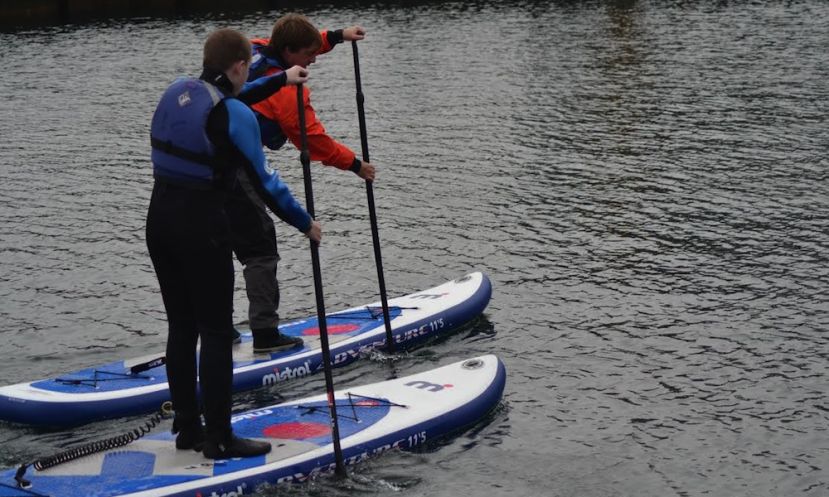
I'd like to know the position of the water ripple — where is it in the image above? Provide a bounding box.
[1,1,828,496]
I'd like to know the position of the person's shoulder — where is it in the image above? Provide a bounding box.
[223,98,260,131]
[224,98,256,119]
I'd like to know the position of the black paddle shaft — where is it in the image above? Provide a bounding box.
[296,83,347,477]
[352,40,395,354]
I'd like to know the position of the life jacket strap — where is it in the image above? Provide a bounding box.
[150,136,220,169]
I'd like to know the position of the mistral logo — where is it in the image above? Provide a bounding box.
[262,360,312,386]
[405,380,453,392]
[196,483,246,497]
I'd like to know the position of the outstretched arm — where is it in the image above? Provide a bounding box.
[238,65,309,106]
[221,99,319,240]
[318,26,366,54]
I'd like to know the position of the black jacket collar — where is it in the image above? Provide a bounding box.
[199,67,234,95]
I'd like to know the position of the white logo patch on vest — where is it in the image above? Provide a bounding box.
[177,91,191,107]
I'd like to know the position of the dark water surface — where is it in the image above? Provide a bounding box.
[1,1,827,496]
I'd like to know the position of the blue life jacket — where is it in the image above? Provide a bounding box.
[249,43,289,151]
[249,43,281,80]
[150,77,225,183]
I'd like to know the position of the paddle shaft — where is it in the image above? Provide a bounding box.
[296,83,347,477]
[352,40,395,353]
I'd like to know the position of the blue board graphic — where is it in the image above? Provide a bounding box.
[0,355,506,497]
[0,273,492,427]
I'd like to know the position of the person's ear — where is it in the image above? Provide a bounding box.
[233,59,247,76]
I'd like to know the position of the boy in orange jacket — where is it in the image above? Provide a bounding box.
[227,14,375,352]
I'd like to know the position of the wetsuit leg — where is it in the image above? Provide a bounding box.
[146,182,235,440]
[147,183,199,424]
[227,170,280,331]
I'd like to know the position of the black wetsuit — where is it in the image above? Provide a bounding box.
[146,69,310,443]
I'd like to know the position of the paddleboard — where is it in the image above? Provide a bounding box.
[1,354,505,497]
[0,273,491,427]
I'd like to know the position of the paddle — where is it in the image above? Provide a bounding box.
[296,83,347,477]
[351,40,395,354]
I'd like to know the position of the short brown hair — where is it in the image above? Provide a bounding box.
[203,28,251,71]
[268,13,322,57]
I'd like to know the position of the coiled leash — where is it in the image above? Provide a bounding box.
[13,401,173,490]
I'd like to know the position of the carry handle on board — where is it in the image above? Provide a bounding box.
[129,356,166,374]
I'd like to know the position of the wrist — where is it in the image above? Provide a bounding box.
[349,158,362,174]
[299,214,312,234]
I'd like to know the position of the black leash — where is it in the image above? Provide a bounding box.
[13,402,172,490]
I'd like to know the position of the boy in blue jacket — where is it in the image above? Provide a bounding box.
[146,28,319,459]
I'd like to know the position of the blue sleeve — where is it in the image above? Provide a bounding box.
[224,99,312,233]
[238,70,288,106]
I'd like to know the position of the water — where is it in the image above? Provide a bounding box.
[1,1,827,495]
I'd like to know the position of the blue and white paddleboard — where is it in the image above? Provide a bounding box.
[0,273,491,427]
[0,355,505,497]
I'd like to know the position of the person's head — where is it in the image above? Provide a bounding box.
[203,28,251,95]
[267,13,322,68]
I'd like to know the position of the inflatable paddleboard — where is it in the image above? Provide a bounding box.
[1,355,505,497]
[0,273,491,427]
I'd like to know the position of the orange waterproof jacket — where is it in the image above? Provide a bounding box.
[250,34,358,172]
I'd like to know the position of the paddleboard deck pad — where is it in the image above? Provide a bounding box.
[0,273,491,427]
[1,355,506,497]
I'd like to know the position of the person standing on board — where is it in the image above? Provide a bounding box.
[146,28,320,459]
[225,13,376,353]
